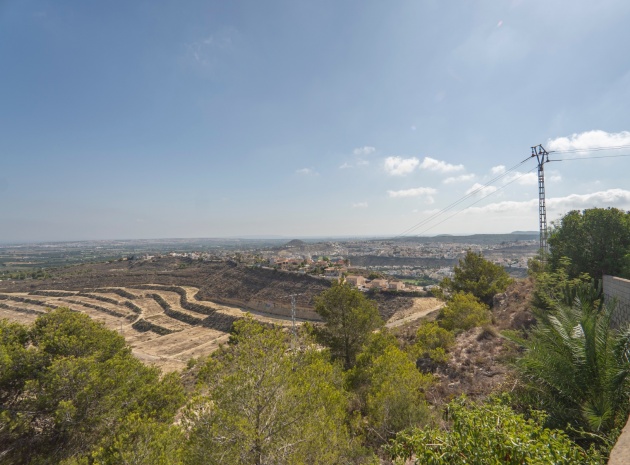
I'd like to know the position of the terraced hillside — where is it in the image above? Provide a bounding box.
[0,256,423,371]
[0,284,309,372]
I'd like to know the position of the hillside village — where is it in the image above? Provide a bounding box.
[159,235,537,290]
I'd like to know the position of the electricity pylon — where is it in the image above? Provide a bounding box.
[531,144,550,258]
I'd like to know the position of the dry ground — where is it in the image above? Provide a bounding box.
[385,297,444,328]
[1,284,439,372]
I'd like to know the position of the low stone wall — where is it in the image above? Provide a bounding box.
[608,415,630,465]
[603,275,630,328]
[603,275,630,463]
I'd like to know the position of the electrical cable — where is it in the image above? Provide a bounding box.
[549,144,630,154]
[551,153,630,162]
[393,156,531,238]
[411,166,538,237]
[394,144,630,239]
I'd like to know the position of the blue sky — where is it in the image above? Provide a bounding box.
[1,0,630,242]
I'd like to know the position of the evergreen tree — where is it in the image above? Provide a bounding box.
[548,207,630,279]
[439,250,513,306]
[312,280,383,369]
[184,317,351,465]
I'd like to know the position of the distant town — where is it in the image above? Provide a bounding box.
[0,233,539,290]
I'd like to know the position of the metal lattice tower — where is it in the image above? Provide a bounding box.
[531,145,550,257]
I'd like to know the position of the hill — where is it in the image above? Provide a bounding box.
[0,256,421,370]
[390,233,538,245]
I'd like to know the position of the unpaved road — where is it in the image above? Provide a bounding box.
[385,297,444,328]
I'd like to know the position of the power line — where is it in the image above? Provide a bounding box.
[411,166,538,237]
[393,144,630,240]
[394,156,531,238]
[551,153,630,161]
[549,144,630,154]
[532,145,550,257]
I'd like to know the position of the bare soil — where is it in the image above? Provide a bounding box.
[391,279,535,404]
[0,257,460,373]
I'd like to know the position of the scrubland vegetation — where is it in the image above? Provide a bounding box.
[1,207,629,464]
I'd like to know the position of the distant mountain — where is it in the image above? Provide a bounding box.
[389,233,538,245]
[284,239,308,248]
[511,231,538,235]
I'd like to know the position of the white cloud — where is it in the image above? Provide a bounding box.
[464,189,630,218]
[187,30,236,66]
[484,165,537,187]
[503,171,538,186]
[419,157,464,173]
[387,187,437,201]
[352,202,368,208]
[387,187,436,198]
[341,147,373,170]
[465,183,498,196]
[296,168,318,176]
[444,174,475,184]
[548,189,630,212]
[400,190,630,235]
[547,130,630,154]
[353,146,376,156]
[384,156,420,176]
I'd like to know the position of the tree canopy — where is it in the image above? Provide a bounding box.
[437,292,491,333]
[0,308,185,465]
[439,250,513,306]
[548,207,630,279]
[184,317,351,465]
[312,280,383,369]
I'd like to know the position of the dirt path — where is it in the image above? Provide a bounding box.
[385,297,444,328]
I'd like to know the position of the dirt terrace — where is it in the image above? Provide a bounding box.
[0,281,437,373]
[0,284,306,372]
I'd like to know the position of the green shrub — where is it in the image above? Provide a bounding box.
[388,396,606,464]
[511,282,630,437]
[413,321,455,363]
[438,292,491,332]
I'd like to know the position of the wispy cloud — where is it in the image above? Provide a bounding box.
[465,183,498,196]
[187,29,237,66]
[352,202,368,208]
[419,157,464,173]
[488,164,538,186]
[296,168,318,176]
[384,156,420,176]
[502,171,538,186]
[444,174,475,184]
[353,146,376,156]
[388,187,436,204]
[465,189,630,217]
[340,146,375,170]
[547,130,630,154]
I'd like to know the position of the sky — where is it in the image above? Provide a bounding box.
[1,0,630,242]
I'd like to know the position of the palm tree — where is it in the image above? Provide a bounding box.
[514,282,630,435]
